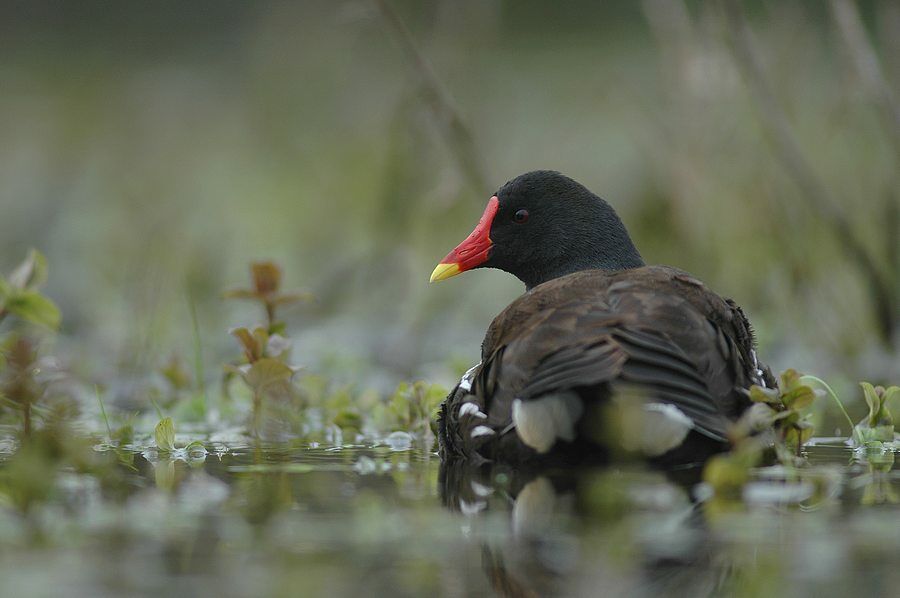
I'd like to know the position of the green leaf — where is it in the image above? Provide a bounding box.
[241,358,294,392]
[854,422,895,444]
[333,410,363,432]
[782,385,815,410]
[784,422,814,449]
[779,368,803,392]
[860,382,895,427]
[703,449,760,498]
[749,385,780,404]
[154,417,176,452]
[860,382,880,425]
[882,386,900,404]
[3,290,61,329]
[771,409,796,422]
[8,250,48,290]
[230,326,267,362]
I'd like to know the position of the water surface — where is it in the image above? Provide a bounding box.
[0,437,897,597]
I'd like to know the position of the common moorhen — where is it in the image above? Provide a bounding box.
[432,171,774,465]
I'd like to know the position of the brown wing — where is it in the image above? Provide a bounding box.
[438,267,761,459]
[438,267,764,460]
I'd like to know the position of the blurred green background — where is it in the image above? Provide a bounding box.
[1,0,897,404]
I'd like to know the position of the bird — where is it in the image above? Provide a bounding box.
[431,170,774,466]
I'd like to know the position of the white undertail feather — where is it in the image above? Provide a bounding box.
[512,392,584,453]
[470,425,495,438]
[619,402,694,457]
[458,402,487,419]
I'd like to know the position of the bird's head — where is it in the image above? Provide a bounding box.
[430,171,644,290]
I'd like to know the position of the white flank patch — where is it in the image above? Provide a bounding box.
[458,402,487,419]
[512,392,584,454]
[621,402,694,457]
[458,362,481,392]
[470,425,495,438]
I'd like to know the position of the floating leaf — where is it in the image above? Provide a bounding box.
[154,417,176,452]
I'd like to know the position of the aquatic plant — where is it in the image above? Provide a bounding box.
[744,369,819,459]
[224,261,312,334]
[0,250,60,331]
[0,252,67,440]
[852,383,897,446]
[704,369,899,508]
[375,381,445,444]
[224,262,308,438]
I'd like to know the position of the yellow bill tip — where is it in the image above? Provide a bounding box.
[430,262,461,283]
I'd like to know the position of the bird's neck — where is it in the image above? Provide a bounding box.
[521,218,644,291]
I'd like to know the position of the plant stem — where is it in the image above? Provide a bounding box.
[95,385,113,442]
[264,301,275,332]
[187,292,207,416]
[252,390,262,439]
[800,375,855,434]
[23,401,31,438]
[150,398,164,421]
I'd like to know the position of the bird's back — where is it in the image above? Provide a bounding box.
[439,267,771,463]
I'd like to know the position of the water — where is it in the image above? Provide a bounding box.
[0,438,897,597]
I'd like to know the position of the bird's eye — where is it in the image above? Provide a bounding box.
[513,209,530,224]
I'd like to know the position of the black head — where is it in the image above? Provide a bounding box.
[431,171,644,290]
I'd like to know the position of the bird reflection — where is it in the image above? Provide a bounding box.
[438,458,734,597]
